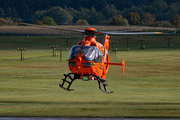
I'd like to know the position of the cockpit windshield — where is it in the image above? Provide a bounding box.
[68,45,103,62]
[82,46,95,61]
[68,45,82,60]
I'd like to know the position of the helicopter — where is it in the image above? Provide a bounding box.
[63,28,126,94]
[13,22,176,93]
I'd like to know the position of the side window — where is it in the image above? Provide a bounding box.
[94,48,103,63]
[98,51,103,62]
[94,48,99,62]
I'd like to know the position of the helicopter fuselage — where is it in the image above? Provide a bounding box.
[67,34,110,80]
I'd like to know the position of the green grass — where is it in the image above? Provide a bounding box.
[0,36,180,117]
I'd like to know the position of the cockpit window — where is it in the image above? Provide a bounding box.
[81,46,95,61]
[68,45,103,62]
[68,45,82,60]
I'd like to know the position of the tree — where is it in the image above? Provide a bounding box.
[19,3,30,19]
[121,19,129,26]
[125,12,140,25]
[76,19,89,25]
[101,4,118,20]
[65,7,82,23]
[89,7,98,25]
[89,7,106,25]
[46,7,73,24]
[109,15,129,26]
[1,17,18,26]
[95,12,106,25]
[170,13,180,27]
[36,21,44,25]
[33,7,73,25]
[168,2,180,13]
[1,0,180,25]
[122,5,145,17]
[80,7,90,21]
[77,7,106,25]
[0,17,5,25]
[12,7,19,18]
[151,0,168,13]
[42,16,57,25]
[0,7,4,17]
[141,12,155,26]
[33,10,47,20]
[5,7,12,17]
[154,20,174,27]
[117,0,134,9]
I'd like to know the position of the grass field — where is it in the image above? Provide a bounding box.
[0,36,180,118]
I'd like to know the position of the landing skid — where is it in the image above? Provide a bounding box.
[59,73,80,91]
[97,77,113,94]
[59,73,113,94]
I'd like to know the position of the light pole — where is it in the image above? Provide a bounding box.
[17,47,26,60]
[122,37,134,46]
[110,40,118,52]
[164,37,172,47]
[49,45,58,57]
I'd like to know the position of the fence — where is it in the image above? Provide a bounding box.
[0,35,179,51]
[109,36,179,50]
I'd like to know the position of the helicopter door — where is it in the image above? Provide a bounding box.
[93,47,103,76]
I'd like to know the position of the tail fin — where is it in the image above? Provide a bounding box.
[104,60,125,75]
[122,60,125,75]
[103,35,110,52]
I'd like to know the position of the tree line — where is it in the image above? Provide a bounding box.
[0,0,180,27]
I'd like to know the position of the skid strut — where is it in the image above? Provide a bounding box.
[96,76,113,94]
[59,73,113,94]
[59,73,79,91]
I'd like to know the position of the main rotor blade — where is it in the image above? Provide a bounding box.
[98,31,164,35]
[9,21,176,35]
[97,29,176,35]
[18,23,85,33]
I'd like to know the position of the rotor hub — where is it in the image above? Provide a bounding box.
[85,28,97,32]
[84,28,97,35]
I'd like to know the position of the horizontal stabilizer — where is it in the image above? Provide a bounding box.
[105,60,125,75]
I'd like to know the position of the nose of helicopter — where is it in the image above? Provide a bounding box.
[69,53,94,75]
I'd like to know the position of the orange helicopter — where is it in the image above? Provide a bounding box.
[15,23,176,93]
[58,27,165,93]
[62,28,126,93]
